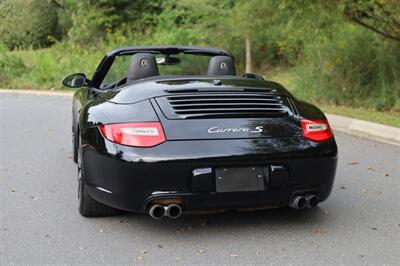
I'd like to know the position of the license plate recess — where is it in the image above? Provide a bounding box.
[215,166,266,193]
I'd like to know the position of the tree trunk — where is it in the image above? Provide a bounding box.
[245,34,252,73]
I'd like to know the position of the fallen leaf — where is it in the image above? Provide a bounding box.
[313,229,328,235]
[367,166,375,171]
[384,173,389,177]
[11,189,16,192]
[348,161,359,165]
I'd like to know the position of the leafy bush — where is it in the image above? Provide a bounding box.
[290,25,400,111]
[0,43,29,87]
[66,0,162,45]
[0,0,59,49]
[0,42,105,90]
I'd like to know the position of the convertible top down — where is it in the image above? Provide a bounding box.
[63,46,337,219]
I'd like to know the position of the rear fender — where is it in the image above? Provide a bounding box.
[294,100,326,120]
[80,99,159,130]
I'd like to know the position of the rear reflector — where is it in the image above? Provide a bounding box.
[301,119,333,142]
[99,122,166,147]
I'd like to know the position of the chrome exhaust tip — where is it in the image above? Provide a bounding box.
[165,204,182,219]
[305,195,319,208]
[149,204,165,219]
[290,195,307,209]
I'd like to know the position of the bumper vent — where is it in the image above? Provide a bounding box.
[155,93,293,119]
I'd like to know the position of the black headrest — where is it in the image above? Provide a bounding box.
[207,56,236,76]
[127,53,159,82]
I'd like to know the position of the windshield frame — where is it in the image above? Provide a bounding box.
[89,46,234,89]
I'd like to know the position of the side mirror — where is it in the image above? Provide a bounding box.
[62,73,88,88]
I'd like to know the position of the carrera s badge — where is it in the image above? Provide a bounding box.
[208,126,263,134]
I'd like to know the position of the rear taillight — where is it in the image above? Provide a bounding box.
[301,119,333,142]
[99,122,166,147]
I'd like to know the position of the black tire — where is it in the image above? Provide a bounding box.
[77,136,121,217]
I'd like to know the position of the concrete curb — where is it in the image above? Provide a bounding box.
[1,89,399,146]
[0,89,73,97]
[326,114,400,146]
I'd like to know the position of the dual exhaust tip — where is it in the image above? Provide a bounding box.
[149,195,317,218]
[149,204,182,219]
[290,194,318,209]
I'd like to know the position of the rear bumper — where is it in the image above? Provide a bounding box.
[82,134,337,213]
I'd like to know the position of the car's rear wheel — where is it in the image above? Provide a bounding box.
[77,135,121,217]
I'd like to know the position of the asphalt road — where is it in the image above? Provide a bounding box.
[1,93,399,265]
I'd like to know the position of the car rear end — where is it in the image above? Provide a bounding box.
[82,85,337,218]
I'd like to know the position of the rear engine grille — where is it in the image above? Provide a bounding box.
[155,93,293,119]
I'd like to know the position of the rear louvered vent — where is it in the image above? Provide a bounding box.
[155,93,293,119]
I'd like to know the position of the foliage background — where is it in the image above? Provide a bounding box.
[0,0,399,114]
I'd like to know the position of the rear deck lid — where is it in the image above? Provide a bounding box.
[153,90,302,140]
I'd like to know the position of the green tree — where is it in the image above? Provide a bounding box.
[344,0,400,42]
[65,0,163,45]
[0,0,59,49]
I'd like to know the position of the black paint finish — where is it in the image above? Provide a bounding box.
[71,46,337,213]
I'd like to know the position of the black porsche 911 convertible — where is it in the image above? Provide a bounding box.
[63,46,337,219]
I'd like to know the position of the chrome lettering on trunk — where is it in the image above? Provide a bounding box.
[208,126,263,134]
